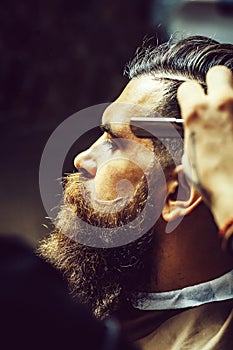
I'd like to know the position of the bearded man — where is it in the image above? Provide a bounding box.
[39,36,233,349]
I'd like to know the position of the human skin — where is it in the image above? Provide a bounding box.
[74,76,165,205]
[73,73,233,292]
[38,63,233,323]
[178,66,233,229]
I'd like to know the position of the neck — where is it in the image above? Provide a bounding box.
[150,204,233,292]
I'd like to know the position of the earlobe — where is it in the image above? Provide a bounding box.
[162,165,202,222]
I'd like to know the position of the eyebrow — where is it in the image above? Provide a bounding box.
[100,123,119,138]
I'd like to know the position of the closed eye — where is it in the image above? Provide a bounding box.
[104,138,118,150]
[100,123,122,150]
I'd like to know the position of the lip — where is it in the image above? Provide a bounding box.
[92,196,124,206]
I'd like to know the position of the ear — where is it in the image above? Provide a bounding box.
[162,165,202,222]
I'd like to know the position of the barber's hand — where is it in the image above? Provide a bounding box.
[177,66,233,228]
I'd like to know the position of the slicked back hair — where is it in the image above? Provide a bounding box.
[126,36,233,81]
[125,36,233,168]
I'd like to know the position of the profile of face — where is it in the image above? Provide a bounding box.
[39,76,169,318]
[60,76,167,241]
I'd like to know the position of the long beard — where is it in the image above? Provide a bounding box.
[38,172,158,319]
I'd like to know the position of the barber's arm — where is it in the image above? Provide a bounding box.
[177,65,233,251]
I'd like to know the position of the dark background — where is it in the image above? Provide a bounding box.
[1,0,233,245]
[0,0,163,244]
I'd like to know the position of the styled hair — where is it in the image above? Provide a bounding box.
[125,35,233,118]
[125,36,233,167]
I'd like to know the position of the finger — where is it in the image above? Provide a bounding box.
[206,65,233,98]
[181,152,194,184]
[177,81,206,122]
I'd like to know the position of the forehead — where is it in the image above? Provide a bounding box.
[102,75,165,130]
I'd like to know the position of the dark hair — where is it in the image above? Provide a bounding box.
[125,35,233,167]
[125,35,233,117]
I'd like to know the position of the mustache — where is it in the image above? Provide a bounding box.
[63,172,148,216]
[60,171,148,225]
[38,171,158,318]
[54,172,149,248]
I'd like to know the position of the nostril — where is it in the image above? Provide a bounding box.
[78,167,94,179]
[74,150,97,178]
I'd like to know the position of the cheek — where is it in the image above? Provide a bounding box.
[94,159,144,200]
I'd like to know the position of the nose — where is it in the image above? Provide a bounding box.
[74,149,97,178]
